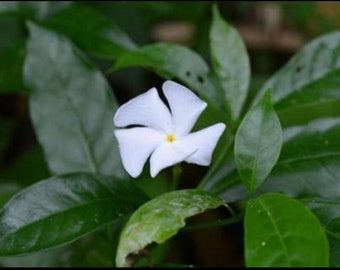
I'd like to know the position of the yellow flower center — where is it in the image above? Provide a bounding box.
[165,133,176,143]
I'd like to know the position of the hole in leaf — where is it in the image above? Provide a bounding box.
[197,75,204,84]
[295,65,302,73]
[125,245,155,267]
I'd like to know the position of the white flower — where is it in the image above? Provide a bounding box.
[113,80,226,178]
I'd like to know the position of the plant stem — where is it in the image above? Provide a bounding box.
[212,176,242,196]
[182,214,242,232]
[197,136,234,189]
[169,165,182,191]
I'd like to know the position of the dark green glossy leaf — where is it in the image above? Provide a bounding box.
[24,22,125,177]
[245,193,329,267]
[115,189,225,267]
[0,223,120,267]
[253,32,340,122]
[108,42,224,112]
[43,2,136,60]
[259,117,340,199]
[0,172,148,256]
[210,5,250,122]
[235,91,282,193]
[307,198,340,266]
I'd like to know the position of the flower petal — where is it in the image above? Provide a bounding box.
[184,123,226,165]
[150,140,197,178]
[114,127,164,178]
[113,87,172,133]
[162,80,207,135]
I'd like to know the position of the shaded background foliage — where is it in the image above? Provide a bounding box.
[0,1,339,267]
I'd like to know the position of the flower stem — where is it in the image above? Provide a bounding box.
[169,165,182,191]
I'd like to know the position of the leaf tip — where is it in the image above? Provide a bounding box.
[263,89,272,101]
[212,3,218,14]
[260,89,275,110]
[25,20,37,32]
[211,3,222,21]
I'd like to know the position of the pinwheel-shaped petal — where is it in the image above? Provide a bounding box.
[113,80,226,178]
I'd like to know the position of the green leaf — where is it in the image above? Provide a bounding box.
[245,193,329,267]
[205,117,340,203]
[210,5,250,122]
[43,2,136,60]
[259,117,340,199]
[307,198,340,266]
[235,91,282,193]
[23,22,125,177]
[253,32,340,121]
[277,99,340,128]
[0,223,120,267]
[108,42,224,112]
[115,189,225,267]
[0,172,148,256]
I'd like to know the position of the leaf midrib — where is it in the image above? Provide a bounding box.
[1,195,139,238]
[40,38,99,173]
[258,199,292,266]
[65,96,98,173]
[278,152,340,165]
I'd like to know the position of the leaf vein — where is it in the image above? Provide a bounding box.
[278,152,340,165]
[258,199,291,265]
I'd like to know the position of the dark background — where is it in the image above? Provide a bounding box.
[0,1,339,267]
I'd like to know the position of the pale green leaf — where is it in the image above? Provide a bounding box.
[115,189,225,267]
